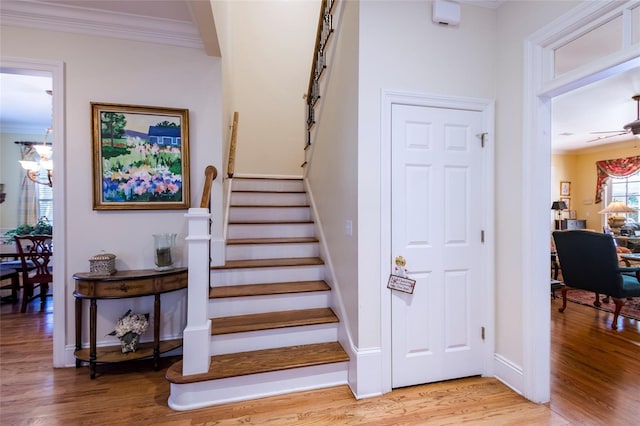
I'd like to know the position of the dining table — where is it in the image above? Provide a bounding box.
[0,241,53,259]
[1,243,22,259]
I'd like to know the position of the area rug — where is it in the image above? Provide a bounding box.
[564,289,640,321]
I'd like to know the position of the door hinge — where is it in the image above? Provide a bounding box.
[481,326,485,340]
[478,132,488,147]
[481,230,485,243]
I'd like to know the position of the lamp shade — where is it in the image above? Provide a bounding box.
[597,201,636,214]
[551,201,568,210]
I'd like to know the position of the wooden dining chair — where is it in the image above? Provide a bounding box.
[14,235,53,313]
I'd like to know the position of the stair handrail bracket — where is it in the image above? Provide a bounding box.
[182,207,213,376]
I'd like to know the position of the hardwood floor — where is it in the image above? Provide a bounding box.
[1,294,639,425]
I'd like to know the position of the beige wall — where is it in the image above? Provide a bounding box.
[551,152,578,227]
[226,0,319,176]
[553,140,640,230]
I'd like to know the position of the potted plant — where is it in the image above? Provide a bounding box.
[3,217,52,243]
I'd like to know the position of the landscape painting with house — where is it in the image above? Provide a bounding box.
[98,110,185,204]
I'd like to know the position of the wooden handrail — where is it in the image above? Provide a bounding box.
[306,0,329,101]
[199,165,218,208]
[304,0,336,148]
[227,112,239,178]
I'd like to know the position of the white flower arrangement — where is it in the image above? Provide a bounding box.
[108,309,149,353]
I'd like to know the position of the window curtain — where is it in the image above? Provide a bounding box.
[594,155,640,204]
[18,145,38,225]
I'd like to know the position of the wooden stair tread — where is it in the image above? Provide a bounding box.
[228,219,313,224]
[165,342,348,384]
[211,308,338,335]
[233,190,305,194]
[230,204,310,208]
[212,257,324,270]
[226,237,318,245]
[210,281,330,298]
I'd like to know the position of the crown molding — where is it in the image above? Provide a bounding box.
[455,0,506,9]
[0,0,204,50]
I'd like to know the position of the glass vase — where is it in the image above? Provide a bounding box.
[153,233,176,271]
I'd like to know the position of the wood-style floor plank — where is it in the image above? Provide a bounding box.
[2,292,640,424]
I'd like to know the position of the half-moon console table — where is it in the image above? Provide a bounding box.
[73,267,188,379]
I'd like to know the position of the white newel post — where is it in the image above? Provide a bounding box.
[182,207,212,375]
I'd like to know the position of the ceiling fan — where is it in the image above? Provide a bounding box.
[586,94,640,143]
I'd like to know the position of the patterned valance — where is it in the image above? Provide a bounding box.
[595,156,640,204]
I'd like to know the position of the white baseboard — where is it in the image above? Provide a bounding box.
[348,345,384,399]
[493,353,524,396]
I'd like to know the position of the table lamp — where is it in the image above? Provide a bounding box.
[598,201,636,233]
[551,200,568,230]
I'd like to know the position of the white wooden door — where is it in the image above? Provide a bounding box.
[391,103,486,388]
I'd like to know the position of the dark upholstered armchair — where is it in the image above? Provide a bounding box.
[552,230,640,329]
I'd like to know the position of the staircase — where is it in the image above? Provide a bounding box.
[166,177,349,410]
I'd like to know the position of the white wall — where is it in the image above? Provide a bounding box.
[227,0,319,176]
[494,0,579,377]
[306,0,360,346]
[1,25,223,363]
[354,0,583,398]
[357,0,497,347]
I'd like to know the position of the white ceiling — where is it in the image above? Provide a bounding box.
[553,66,640,153]
[1,0,639,152]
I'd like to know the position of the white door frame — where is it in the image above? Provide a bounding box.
[380,90,495,394]
[1,57,67,367]
[522,0,639,402]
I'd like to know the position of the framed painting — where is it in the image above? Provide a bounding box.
[91,103,190,210]
[560,181,571,196]
[560,197,571,210]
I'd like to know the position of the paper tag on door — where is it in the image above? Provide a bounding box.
[388,274,416,294]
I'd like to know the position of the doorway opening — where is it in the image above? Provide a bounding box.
[0,57,66,367]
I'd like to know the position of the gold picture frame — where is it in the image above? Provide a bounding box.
[560,181,571,196]
[91,103,190,210]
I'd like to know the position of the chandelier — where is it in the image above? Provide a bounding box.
[19,128,53,187]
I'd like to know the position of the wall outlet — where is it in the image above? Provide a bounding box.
[344,220,352,237]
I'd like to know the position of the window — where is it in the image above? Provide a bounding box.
[37,169,53,222]
[608,172,640,222]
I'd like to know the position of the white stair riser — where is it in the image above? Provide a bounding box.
[210,323,339,355]
[168,362,348,411]
[226,242,319,261]
[209,292,330,317]
[231,192,308,206]
[211,265,325,286]
[233,179,304,192]
[227,223,315,239]
[229,206,311,222]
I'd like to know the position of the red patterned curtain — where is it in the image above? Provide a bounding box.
[595,156,640,204]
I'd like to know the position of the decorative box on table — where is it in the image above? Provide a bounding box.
[89,253,116,275]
